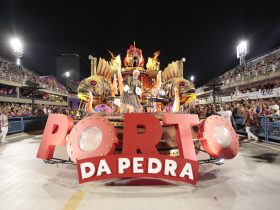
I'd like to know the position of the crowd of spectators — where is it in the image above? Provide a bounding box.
[196,48,280,96]
[238,80,280,94]
[219,49,280,86]
[186,98,280,141]
[0,57,68,94]
[0,102,76,117]
[0,86,17,96]
[39,76,68,94]
[187,98,280,121]
[218,79,280,97]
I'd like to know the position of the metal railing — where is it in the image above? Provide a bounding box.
[7,116,48,134]
[196,45,280,94]
[0,74,69,95]
[234,115,280,142]
[0,75,25,85]
[196,63,280,95]
[1,56,69,95]
[6,114,280,144]
[245,46,280,64]
[222,63,280,87]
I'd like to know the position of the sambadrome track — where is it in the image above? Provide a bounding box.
[0,131,279,210]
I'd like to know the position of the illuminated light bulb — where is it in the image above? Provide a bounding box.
[79,127,103,151]
[213,125,232,148]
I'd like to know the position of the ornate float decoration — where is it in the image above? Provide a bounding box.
[37,43,239,185]
[77,43,196,113]
[124,42,145,69]
[146,51,160,70]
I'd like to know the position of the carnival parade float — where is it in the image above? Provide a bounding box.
[77,43,196,114]
[37,43,239,185]
[75,43,200,154]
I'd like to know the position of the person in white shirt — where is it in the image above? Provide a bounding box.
[43,105,47,115]
[218,105,236,128]
[270,100,279,115]
[0,110,9,144]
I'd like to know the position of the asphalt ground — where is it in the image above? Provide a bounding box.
[0,131,279,210]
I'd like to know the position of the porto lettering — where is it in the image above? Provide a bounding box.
[36,113,239,185]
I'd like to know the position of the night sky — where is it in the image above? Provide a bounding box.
[0,0,280,86]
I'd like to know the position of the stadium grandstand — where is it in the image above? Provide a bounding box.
[2,43,280,139]
[196,46,280,104]
[0,56,80,119]
[1,2,280,210]
[194,47,280,142]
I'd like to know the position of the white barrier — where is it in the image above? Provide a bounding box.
[221,87,280,102]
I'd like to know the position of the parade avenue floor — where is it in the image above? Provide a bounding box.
[0,131,280,210]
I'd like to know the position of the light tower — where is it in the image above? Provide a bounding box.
[10,37,24,66]
[236,40,248,66]
[65,71,71,78]
[89,55,97,76]
[180,57,186,78]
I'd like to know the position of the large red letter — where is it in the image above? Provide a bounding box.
[122,113,162,155]
[198,115,239,159]
[162,114,199,161]
[37,114,74,159]
[67,115,118,162]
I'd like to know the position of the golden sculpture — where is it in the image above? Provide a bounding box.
[108,50,122,71]
[146,51,160,70]
[124,42,144,68]
[77,44,196,114]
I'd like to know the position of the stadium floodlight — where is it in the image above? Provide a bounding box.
[65,71,71,78]
[10,37,24,57]
[10,37,24,66]
[190,75,195,82]
[237,40,248,65]
[236,41,248,58]
[16,58,21,66]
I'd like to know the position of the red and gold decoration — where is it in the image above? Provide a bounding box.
[37,43,239,185]
[37,113,239,185]
[77,43,196,114]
